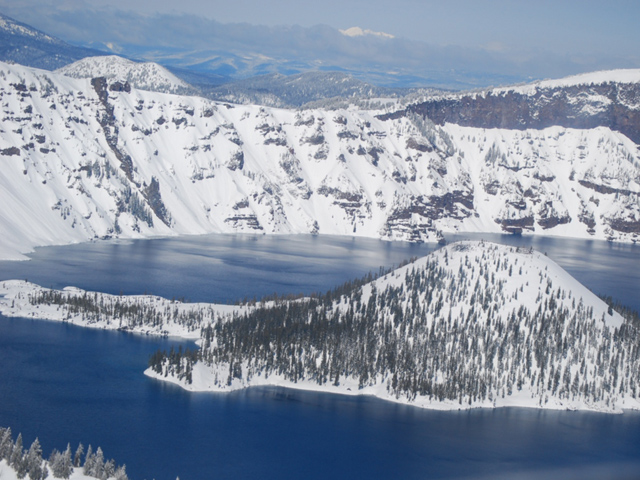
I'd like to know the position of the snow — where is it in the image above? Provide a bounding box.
[339,27,395,39]
[147,242,638,413]
[0,15,58,43]
[495,69,640,95]
[3,241,637,413]
[0,60,639,261]
[0,280,244,339]
[56,56,192,94]
[0,460,107,480]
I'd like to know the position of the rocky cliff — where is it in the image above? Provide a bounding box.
[0,62,638,259]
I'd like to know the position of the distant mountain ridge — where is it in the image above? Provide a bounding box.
[384,69,640,143]
[0,9,436,109]
[0,13,106,70]
[200,71,435,108]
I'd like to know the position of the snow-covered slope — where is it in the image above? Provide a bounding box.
[0,460,121,480]
[0,61,639,260]
[57,55,195,95]
[0,441,128,480]
[147,241,640,412]
[2,242,638,412]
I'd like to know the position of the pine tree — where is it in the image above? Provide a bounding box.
[91,446,105,478]
[114,464,129,480]
[83,445,93,475]
[103,458,115,480]
[10,433,26,478]
[73,443,84,468]
[62,443,73,478]
[50,443,73,479]
[26,437,43,480]
[0,427,13,460]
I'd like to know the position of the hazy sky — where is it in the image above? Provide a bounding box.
[0,0,638,87]
[14,0,635,55]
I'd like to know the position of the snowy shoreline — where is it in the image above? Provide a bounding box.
[142,364,638,414]
[0,279,243,339]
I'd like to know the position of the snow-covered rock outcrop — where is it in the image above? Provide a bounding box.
[389,68,640,143]
[57,55,195,95]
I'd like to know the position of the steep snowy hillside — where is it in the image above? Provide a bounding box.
[0,61,639,260]
[57,56,196,95]
[146,242,638,412]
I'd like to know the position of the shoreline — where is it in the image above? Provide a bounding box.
[1,228,638,263]
[3,240,640,416]
[143,366,640,415]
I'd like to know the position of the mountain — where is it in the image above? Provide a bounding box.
[106,27,520,90]
[0,14,432,107]
[199,71,437,108]
[4,242,638,412]
[385,69,640,143]
[56,55,198,96]
[145,241,640,412]
[0,13,439,107]
[0,61,638,260]
[0,13,106,70]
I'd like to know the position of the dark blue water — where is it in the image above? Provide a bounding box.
[0,233,638,310]
[1,233,640,480]
[0,234,436,304]
[1,315,639,480]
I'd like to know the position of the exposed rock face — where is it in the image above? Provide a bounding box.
[383,81,640,144]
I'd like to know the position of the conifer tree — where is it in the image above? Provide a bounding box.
[73,443,84,468]
[0,427,13,460]
[26,438,43,480]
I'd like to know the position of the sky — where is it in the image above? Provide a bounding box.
[0,0,638,88]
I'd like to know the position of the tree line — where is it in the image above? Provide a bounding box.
[0,427,128,480]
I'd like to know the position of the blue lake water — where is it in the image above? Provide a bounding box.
[0,234,437,304]
[0,233,639,480]
[1,233,638,310]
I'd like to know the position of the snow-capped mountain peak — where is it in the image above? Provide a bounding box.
[56,55,195,95]
[339,26,395,39]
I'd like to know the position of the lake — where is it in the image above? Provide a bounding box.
[0,233,639,480]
